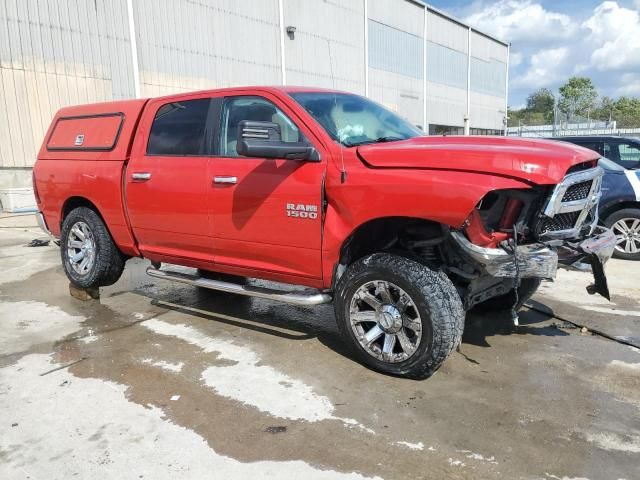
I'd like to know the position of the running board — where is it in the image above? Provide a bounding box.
[146,266,332,306]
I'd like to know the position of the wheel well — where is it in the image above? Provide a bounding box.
[61,197,102,226]
[601,201,640,222]
[338,217,448,272]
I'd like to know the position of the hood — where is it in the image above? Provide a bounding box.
[356,136,600,185]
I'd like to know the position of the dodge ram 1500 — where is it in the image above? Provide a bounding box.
[34,86,616,378]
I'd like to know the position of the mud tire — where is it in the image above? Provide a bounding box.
[334,253,464,379]
[60,207,125,288]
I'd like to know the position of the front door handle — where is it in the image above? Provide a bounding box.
[131,172,152,182]
[213,176,237,185]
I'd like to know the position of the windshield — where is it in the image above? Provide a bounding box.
[599,157,625,172]
[289,92,423,147]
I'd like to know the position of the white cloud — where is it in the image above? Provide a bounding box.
[465,0,576,43]
[509,51,524,67]
[583,1,640,71]
[510,47,570,89]
[462,1,640,103]
[615,73,640,96]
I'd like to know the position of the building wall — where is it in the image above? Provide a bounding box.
[0,0,509,194]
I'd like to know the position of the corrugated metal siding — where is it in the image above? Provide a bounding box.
[426,42,467,90]
[283,0,364,93]
[426,82,467,127]
[134,0,282,97]
[0,0,509,176]
[369,68,423,127]
[470,91,505,130]
[368,0,423,36]
[426,10,468,53]
[0,0,134,168]
[470,57,506,97]
[368,20,423,79]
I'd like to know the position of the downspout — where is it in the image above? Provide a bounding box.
[126,0,141,98]
[278,0,287,85]
[504,43,510,136]
[464,27,471,135]
[422,5,428,133]
[364,0,369,97]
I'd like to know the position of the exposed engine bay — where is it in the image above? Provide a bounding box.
[446,161,616,312]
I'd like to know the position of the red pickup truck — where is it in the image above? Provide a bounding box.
[34,86,616,378]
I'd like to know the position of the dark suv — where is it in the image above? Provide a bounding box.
[551,135,640,170]
[550,136,640,260]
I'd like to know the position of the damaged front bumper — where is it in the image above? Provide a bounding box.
[450,226,616,298]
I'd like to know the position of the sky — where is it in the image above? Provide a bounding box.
[426,0,640,108]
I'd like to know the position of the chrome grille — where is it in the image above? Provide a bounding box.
[562,180,593,202]
[539,212,581,234]
[538,166,603,239]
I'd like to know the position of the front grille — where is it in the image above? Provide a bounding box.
[562,180,593,202]
[535,166,603,239]
[539,212,581,233]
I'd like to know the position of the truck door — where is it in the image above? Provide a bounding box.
[126,94,218,265]
[207,93,325,281]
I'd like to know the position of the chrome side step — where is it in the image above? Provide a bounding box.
[146,266,333,306]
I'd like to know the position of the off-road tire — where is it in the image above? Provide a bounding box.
[61,207,125,288]
[334,253,464,379]
[604,208,640,261]
[474,278,542,312]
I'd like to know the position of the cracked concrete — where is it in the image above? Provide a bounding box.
[1,225,639,479]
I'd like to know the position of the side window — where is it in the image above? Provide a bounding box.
[147,98,211,155]
[577,142,603,156]
[603,142,619,163]
[219,96,301,157]
[618,143,640,169]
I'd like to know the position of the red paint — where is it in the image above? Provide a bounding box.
[33,86,601,289]
[499,198,523,231]
[465,209,509,248]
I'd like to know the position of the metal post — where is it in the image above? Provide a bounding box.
[422,5,428,133]
[504,43,510,136]
[464,27,471,136]
[364,0,369,96]
[278,0,287,85]
[126,0,141,98]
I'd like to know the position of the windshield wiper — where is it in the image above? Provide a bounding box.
[343,136,405,147]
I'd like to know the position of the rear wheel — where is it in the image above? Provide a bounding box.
[605,208,640,260]
[334,253,464,379]
[61,207,125,288]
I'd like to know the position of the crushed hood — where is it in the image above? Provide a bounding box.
[356,136,600,185]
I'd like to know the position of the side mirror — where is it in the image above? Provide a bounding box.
[236,120,320,161]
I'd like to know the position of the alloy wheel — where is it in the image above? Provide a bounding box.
[612,218,640,254]
[349,280,422,363]
[66,221,96,275]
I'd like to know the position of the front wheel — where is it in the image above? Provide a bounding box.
[605,208,640,260]
[334,253,464,379]
[60,207,125,288]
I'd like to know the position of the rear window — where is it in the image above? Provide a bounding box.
[47,113,123,151]
[147,98,211,155]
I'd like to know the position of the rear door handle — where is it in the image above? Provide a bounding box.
[131,172,152,182]
[213,176,237,185]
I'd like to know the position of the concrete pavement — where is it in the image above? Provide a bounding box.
[1,222,639,479]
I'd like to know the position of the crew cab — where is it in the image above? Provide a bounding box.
[34,86,616,378]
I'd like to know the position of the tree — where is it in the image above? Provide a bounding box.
[558,77,598,118]
[526,88,555,115]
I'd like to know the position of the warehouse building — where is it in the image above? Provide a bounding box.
[0,0,509,208]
